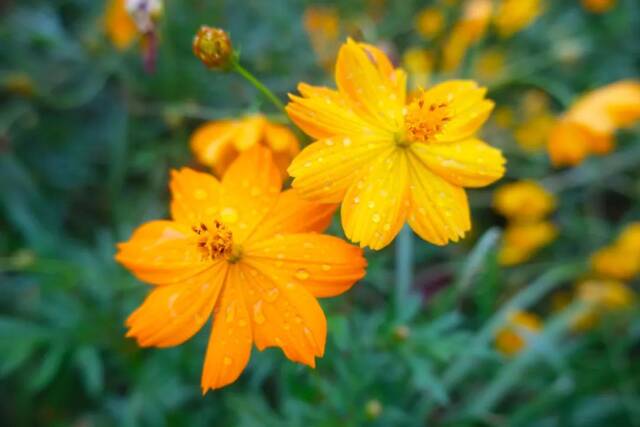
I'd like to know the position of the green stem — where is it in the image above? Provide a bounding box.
[231,61,286,114]
[395,225,414,318]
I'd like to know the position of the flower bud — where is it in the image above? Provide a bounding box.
[193,26,233,70]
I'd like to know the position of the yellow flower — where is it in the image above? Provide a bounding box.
[415,7,445,38]
[493,181,556,222]
[104,0,138,50]
[495,311,542,356]
[498,221,557,266]
[548,80,640,167]
[304,6,341,69]
[494,0,544,38]
[460,0,493,41]
[474,49,506,84]
[493,106,515,129]
[190,115,300,178]
[287,39,505,250]
[581,0,616,13]
[402,48,434,89]
[521,89,550,117]
[618,222,640,253]
[573,279,634,330]
[514,112,555,152]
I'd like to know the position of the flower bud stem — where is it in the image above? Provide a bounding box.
[230,60,286,115]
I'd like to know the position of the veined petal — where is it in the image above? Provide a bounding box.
[115,220,209,285]
[246,190,337,243]
[238,262,326,367]
[244,233,366,298]
[170,168,222,225]
[341,148,410,250]
[125,262,227,347]
[288,136,392,203]
[411,138,505,188]
[335,38,404,132]
[406,153,471,245]
[201,266,253,392]
[189,121,239,175]
[287,84,387,140]
[359,42,408,107]
[220,145,282,244]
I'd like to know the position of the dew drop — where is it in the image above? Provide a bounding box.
[295,268,310,280]
[225,304,235,322]
[321,264,331,271]
[372,213,381,223]
[253,301,266,324]
[220,207,238,224]
[223,356,232,366]
[265,287,280,302]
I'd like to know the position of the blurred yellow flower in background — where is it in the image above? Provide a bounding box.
[494,0,544,38]
[548,80,640,167]
[415,7,445,39]
[515,112,555,152]
[287,39,505,250]
[442,0,493,71]
[573,279,634,330]
[617,222,640,253]
[499,221,557,265]
[590,223,640,281]
[474,48,506,83]
[116,146,366,391]
[304,6,341,70]
[493,106,515,129]
[104,0,138,50]
[495,311,542,356]
[190,115,300,178]
[581,0,617,14]
[493,181,556,222]
[402,47,434,89]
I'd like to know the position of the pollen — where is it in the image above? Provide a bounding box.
[192,220,233,260]
[404,91,452,143]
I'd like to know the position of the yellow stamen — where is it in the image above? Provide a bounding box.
[193,220,234,260]
[404,91,451,143]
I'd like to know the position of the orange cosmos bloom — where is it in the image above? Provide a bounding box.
[493,180,556,222]
[115,145,366,392]
[494,0,544,39]
[548,80,640,166]
[286,39,505,250]
[581,0,616,13]
[495,311,542,356]
[104,0,138,50]
[190,115,300,178]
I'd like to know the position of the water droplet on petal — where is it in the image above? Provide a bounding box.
[372,213,381,223]
[265,287,280,302]
[223,356,232,365]
[225,304,235,322]
[295,268,310,280]
[253,301,266,324]
[321,264,331,271]
[220,207,238,223]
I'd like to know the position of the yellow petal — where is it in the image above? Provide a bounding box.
[341,148,410,250]
[125,262,227,348]
[245,233,366,298]
[406,153,471,245]
[411,138,505,188]
[288,136,392,203]
[201,266,253,392]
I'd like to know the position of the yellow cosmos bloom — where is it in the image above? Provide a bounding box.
[573,279,634,330]
[190,115,300,178]
[493,181,556,222]
[286,39,505,250]
[495,311,542,356]
[116,146,366,391]
[498,221,557,266]
[548,80,640,167]
[474,49,506,83]
[415,7,445,39]
[494,0,544,39]
[618,222,640,253]
[104,0,138,50]
[581,0,616,13]
[590,223,640,281]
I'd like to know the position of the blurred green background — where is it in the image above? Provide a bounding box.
[1,0,640,426]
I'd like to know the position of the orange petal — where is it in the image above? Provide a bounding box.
[288,136,392,203]
[244,233,366,298]
[406,153,471,245]
[286,83,387,140]
[246,190,337,243]
[201,266,253,392]
[220,145,282,243]
[115,220,209,285]
[234,115,267,150]
[335,39,404,132]
[341,148,410,250]
[125,262,227,347]
[189,121,239,175]
[411,138,505,188]
[547,120,592,167]
[263,123,300,154]
[238,262,327,367]
[170,168,222,225]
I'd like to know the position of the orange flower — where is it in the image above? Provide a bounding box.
[104,0,138,50]
[581,0,616,13]
[495,311,542,356]
[190,115,300,178]
[303,6,341,69]
[116,146,366,392]
[442,0,493,71]
[494,0,544,39]
[548,80,640,166]
[286,39,505,250]
[498,221,557,266]
[493,180,556,222]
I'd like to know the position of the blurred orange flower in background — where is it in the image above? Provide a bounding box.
[548,80,640,167]
[498,221,557,266]
[590,222,640,281]
[581,0,617,14]
[495,311,542,356]
[191,115,300,178]
[494,0,544,39]
[287,39,505,250]
[493,181,556,222]
[442,0,493,71]
[573,279,634,330]
[115,146,366,392]
[104,0,138,49]
[304,6,341,70]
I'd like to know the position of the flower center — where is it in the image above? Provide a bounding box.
[192,220,234,261]
[403,92,451,143]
